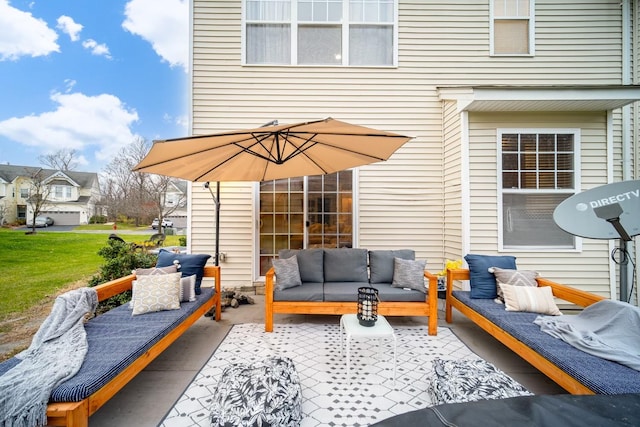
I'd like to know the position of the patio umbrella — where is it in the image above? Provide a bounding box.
[133,117,413,263]
[133,118,412,182]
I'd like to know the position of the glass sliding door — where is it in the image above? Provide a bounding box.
[258,170,353,276]
[307,170,353,249]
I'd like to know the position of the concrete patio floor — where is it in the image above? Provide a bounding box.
[88,294,565,427]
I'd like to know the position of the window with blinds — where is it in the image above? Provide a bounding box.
[499,130,578,249]
[491,0,534,56]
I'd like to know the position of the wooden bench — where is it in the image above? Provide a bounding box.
[445,268,609,394]
[45,265,221,427]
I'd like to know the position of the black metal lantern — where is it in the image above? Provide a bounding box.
[357,287,379,327]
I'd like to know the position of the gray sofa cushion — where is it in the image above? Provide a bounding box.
[279,249,324,283]
[376,284,426,302]
[323,248,368,282]
[323,282,371,301]
[274,283,324,302]
[369,250,415,284]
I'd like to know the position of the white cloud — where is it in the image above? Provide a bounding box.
[56,15,83,41]
[64,79,77,93]
[0,0,59,61]
[82,39,112,58]
[122,0,188,72]
[0,91,140,163]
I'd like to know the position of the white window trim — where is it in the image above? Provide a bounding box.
[496,128,582,252]
[489,0,536,57]
[241,0,398,67]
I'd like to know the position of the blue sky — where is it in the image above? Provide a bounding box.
[0,0,189,172]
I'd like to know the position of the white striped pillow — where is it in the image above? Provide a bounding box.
[499,283,562,316]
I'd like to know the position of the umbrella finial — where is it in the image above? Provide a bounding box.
[262,120,278,127]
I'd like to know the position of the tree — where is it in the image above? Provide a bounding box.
[39,148,79,171]
[24,167,52,233]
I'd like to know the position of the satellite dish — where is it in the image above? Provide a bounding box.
[553,180,640,241]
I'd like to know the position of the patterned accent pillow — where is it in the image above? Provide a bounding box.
[133,265,178,276]
[210,356,302,427]
[131,273,181,316]
[273,256,302,290]
[130,265,180,308]
[500,283,562,315]
[180,274,197,302]
[427,358,533,405]
[391,258,427,293]
[489,267,538,302]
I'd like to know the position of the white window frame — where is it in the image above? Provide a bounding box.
[242,0,398,66]
[497,128,581,252]
[490,0,535,57]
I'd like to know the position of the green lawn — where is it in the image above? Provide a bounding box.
[0,228,183,321]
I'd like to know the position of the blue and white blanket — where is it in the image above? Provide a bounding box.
[535,299,640,371]
[0,287,98,427]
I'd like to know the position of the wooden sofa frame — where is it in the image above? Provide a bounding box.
[46,265,221,427]
[265,268,439,335]
[445,268,604,395]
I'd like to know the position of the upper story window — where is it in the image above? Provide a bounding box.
[20,188,29,199]
[491,0,534,56]
[498,130,578,250]
[244,0,396,66]
[52,185,72,200]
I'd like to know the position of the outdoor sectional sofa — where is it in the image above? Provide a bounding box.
[0,264,221,427]
[265,248,439,335]
[445,267,640,395]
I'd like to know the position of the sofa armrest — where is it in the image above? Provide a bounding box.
[424,270,439,301]
[536,277,604,308]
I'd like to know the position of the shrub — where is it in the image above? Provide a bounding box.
[89,215,108,224]
[88,239,157,312]
[178,236,187,246]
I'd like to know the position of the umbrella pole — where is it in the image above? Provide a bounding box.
[205,182,221,266]
[215,182,221,266]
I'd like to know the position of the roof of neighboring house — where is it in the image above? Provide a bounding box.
[0,164,98,188]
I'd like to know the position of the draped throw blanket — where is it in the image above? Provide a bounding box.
[534,299,640,371]
[0,287,98,427]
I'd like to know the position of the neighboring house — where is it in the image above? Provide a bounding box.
[188,0,640,305]
[0,164,101,225]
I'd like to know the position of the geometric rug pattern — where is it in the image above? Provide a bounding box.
[160,323,482,427]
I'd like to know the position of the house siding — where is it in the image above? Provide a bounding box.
[191,0,633,295]
[466,111,613,297]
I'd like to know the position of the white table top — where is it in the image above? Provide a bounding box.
[341,314,394,338]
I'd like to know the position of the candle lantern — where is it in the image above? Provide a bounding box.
[357,287,379,327]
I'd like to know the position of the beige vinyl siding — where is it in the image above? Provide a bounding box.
[191,1,630,288]
[442,100,463,262]
[467,111,613,297]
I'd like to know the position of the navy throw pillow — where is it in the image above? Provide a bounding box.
[157,250,211,295]
[464,254,517,299]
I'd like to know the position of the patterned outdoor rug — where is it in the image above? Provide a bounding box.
[160,323,483,427]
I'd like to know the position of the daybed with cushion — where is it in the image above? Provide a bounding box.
[0,252,221,427]
[265,248,439,335]
[445,254,640,395]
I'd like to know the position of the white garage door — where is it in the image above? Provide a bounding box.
[44,211,81,226]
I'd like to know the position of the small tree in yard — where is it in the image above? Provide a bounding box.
[88,238,157,312]
[24,167,52,233]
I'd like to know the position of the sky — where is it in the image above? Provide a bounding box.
[0,0,189,173]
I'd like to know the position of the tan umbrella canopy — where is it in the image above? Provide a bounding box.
[133,118,413,265]
[133,117,412,182]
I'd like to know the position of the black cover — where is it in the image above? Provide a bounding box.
[370,394,640,427]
